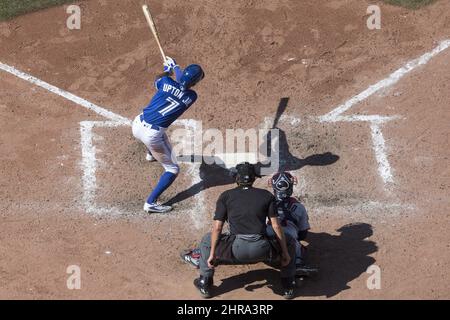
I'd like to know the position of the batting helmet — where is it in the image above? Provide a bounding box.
[180,64,204,91]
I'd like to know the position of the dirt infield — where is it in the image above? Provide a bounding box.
[0,0,449,299]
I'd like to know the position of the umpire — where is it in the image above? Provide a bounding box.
[193,162,297,299]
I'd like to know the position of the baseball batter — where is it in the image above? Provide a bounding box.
[132,57,204,213]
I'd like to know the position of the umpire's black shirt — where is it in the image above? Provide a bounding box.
[214,186,277,235]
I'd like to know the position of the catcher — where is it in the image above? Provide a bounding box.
[266,171,311,269]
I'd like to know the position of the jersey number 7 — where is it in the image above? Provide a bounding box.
[159,97,180,116]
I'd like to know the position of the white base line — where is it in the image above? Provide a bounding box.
[331,115,401,124]
[317,39,450,185]
[80,120,127,216]
[4,38,447,215]
[80,119,203,219]
[80,121,97,212]
[185,162,205,229]
[0,61,204,221]
[0,62,130,125]
[370,122,393,184]
[174,119,206,229]
[313,201,415,215]
[319,39,450,122]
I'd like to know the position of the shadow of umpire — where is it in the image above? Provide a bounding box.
[165,97,339,206]
[212,223,377,298]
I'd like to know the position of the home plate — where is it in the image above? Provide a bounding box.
[214,152,259,169]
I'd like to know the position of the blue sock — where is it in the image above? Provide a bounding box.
[147,172,177,204]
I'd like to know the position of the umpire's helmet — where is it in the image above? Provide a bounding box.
[271,172,297,200]
[180,64,204,91]
[234,162,258,187]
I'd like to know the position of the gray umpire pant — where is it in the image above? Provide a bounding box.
[199,233,297,279]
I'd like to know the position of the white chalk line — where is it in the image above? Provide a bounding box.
[370,122,393,183]
[172,119,205,229]
[264,115,408,212]
[319,39,450,122]
[0,62,130,125]
[330,115,401,124]
[0,61,131,215]
[5,38,447,218]
[268,113,398,184]
[80,118,204,222]
[0,61,204,222]
[80,120,126,216]
[317,39,450,185]
[185,161,205,230]
[313,201,415,216]
[82,38,447,214]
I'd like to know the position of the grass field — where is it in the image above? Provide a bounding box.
[383,0,437,9]
[0,0,77,21]
[0,0,438,22]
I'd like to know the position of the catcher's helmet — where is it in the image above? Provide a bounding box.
[271,172,297,200]
[180,64,204,91]
[234,162,258,187]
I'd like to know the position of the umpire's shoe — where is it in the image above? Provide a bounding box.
[194,276,213,299]
[281,277,296,300]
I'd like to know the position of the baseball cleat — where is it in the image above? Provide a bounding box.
[281,277,296,300]
[143,202,172,213]
[193,276,213,299]
[180,249,201,269]
[146,152,156,162]
[283,287,295,300]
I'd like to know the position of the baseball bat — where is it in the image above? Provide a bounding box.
[142,4,166,62]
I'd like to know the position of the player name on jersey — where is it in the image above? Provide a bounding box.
[162,83,183,98]
[162,83,193,104]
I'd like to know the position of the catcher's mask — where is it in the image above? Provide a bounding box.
[232,162,259,187]
[270,171,297,200]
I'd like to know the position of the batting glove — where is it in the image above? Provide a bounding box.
[163,56,178,73]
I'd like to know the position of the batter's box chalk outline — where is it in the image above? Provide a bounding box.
[318,39,450,185]
[80,118,205,226]
[1,38,449,219]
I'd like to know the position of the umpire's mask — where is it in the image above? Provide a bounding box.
[234,162,258,187]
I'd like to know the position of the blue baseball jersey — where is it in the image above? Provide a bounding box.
[142,76,197,128]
